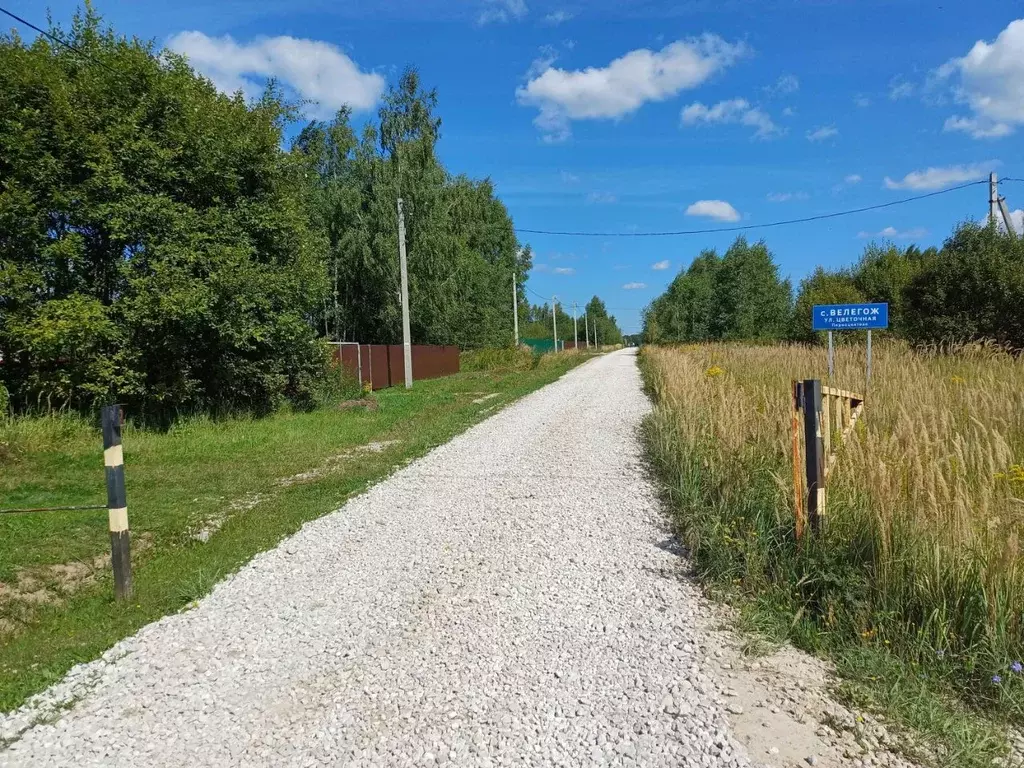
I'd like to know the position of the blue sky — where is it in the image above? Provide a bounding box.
[8,0,1024,332]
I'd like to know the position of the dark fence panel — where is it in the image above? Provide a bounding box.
[388,344,460,386]
[410,345,460,381]
[328,343,460,391]
[366,345,390,391]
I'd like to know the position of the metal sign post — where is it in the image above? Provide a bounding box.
[827,331,834,379]
[866,330,873,390]
[812,303,888,388]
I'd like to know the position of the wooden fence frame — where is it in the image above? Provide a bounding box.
[791,380,864,538]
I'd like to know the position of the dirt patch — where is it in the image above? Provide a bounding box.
[276,439,401,489]
[699,612,926,768]
[0,534,154,637]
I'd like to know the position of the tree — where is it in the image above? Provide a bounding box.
[0,7,326,417]
[716,238,792,340]
[292,69,527,350]
[642,237,790,343]
[903,223,1024,349]
[790,267,865,343]
[586,296,624,345]
[852,243,930,337]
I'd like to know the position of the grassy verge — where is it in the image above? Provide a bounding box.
[0,350,593,712]
[639,342,1024,768]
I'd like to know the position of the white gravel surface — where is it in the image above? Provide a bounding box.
[0,349,755,767]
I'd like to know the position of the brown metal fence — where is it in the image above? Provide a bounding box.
[330,343,460,391]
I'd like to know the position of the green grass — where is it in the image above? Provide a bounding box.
[638,344,1019,767]
[0,351,592,712]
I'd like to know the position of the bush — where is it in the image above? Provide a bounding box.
[460,347,538,372]
[903,224,1024,349]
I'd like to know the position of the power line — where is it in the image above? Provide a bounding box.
[513,180,988,238]
[0,6,115,73]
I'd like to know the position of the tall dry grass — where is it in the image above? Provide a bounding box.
[642,341,1024,715]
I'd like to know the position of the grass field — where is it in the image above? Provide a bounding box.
[641,342,1024,767]
[0,350,592,713]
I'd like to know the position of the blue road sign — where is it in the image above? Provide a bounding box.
[812,303,889,331]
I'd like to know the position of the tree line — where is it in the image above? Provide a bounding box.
[643,223,1024,350]
[0,8,612,418]
[520,297,623,346]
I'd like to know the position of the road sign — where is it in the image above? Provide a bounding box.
[812,303,889,331]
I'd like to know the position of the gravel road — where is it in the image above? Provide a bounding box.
[1,349,753,767]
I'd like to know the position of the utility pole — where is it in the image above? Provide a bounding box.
[573,302,578,350]
[999,197,1018,238]
[552,296,558,352]
[584,312,590,349]
[397,198,412,389]
[990,172,999,227]
[512,272,520,346]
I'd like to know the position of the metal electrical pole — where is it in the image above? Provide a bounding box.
[397,198,412,389]
[512,272,520,346]
[552,296,558,352]
[990,172,999,226]
[573,302,578,350]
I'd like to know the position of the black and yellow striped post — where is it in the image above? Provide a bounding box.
[102,405,132,601]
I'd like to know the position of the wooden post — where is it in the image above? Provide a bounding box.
[802,379,826,533]
[102,405,132,601]
[791,381,806,540]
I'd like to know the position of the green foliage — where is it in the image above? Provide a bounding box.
[790,267,865,343]
[643,237,791,343]
[645,224,1023,350]
[293,70,531,350]
[903,224,1024,349]
[0,7,326,417]
[460,347,538,372]
[853,243,930,337]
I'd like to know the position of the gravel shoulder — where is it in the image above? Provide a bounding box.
[0,349,918,768]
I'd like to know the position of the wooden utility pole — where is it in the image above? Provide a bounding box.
[397,198,412,389]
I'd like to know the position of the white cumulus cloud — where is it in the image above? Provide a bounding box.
[806,124,838,142]
[681,98,780,138]
[857,226,928,240]
[543,10,574,25]
[685,199,740,222]
[888,76,914,100]
[764,73,799,96]
[936,19,1024,139]
[622,282,647,290]
[845,174,862,184]
[167,32,384,119]
[883,162,995,190]
[516,35,748,142]
[552,266,576,275]
[479,0,528,24]
[651,260,670,270]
